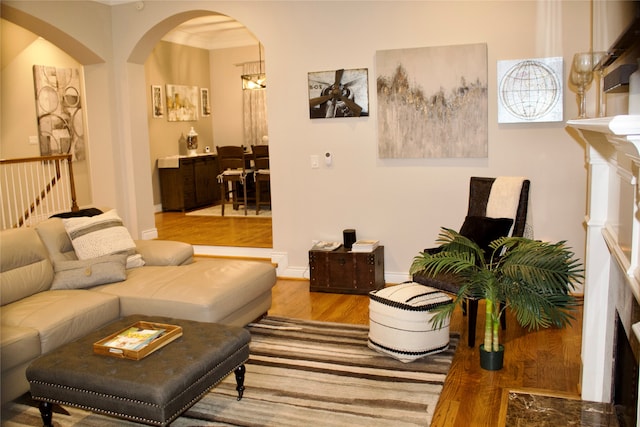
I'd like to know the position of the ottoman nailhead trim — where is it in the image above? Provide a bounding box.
[30,343,250,426]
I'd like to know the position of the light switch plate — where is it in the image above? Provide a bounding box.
[310,155,319,169]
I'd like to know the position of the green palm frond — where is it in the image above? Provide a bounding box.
[411,227,584,351]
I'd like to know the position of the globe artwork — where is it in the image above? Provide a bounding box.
[498,58,563,123]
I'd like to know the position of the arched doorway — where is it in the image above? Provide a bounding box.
[2,4,273,251]
[143,13,273,249]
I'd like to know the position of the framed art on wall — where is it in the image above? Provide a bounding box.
[308,68,369,119]
[497,57,563,123]
[33,65,86,160]
[165,84,198,122]
[376,43,488,159]
[151,85,164,118]
[200,88,211,117]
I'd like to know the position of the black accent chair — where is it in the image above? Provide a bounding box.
[412,177,530,347]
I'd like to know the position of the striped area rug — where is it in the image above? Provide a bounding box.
[1,316,457,427]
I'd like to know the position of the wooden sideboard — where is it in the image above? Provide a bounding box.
[159,154,220,211]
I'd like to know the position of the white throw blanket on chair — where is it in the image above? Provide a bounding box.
[486,176,533,238]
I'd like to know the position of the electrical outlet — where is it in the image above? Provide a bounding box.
[310,155,319,169]
[28,136,39,145]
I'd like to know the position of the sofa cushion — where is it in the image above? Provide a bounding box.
[51,254,127,290]
[1,325,40,372]
[0,228,54,306]
[35,217,78,263]
[95,258,276,323]
[63,209,136,260]
[134,240,193,266]
[0,289,120,354]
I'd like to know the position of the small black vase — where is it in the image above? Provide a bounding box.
[479,344,504,371]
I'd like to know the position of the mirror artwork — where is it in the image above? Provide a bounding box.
[308,68,369,119]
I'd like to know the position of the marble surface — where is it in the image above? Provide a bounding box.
[504,391,619,426]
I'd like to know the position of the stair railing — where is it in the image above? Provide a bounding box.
[0,154,78,230]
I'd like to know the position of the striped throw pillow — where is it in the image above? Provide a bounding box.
[63,209,136,260]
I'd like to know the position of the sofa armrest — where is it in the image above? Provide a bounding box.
[134,240,193,266]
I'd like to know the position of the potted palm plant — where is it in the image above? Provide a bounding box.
[409,228,583,370]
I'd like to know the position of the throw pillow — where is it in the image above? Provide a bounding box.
[458,215,514,252]
[62,209,136,260]
[51,254,127,290]
[126,253,145,269]
[50,208,103,219]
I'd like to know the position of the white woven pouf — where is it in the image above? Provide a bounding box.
[368,282,452,363]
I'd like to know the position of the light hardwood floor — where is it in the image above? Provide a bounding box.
[157,211,583,427]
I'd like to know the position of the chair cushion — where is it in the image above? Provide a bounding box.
[459,215,513,251]
[368,282,451,362]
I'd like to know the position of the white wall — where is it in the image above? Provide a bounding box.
[3,0,606,282]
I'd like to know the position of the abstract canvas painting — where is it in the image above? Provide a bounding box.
[165,84,198,122]
[33,65,85,160]
[376,43,488,158]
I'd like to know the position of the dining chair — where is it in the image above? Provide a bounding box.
[412,176,531,347]
[251,145,270,215]
[216,145,249,216]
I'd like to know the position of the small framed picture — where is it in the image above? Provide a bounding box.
[200,88,211,117]
[151,85,164,118]
[308,68,369,119]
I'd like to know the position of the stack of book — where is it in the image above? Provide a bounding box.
[351,239,379,252]
[312,241,341,251]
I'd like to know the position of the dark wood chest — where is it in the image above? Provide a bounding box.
[309,246,385,294]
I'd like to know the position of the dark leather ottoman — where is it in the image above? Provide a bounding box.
[26,315,250,426]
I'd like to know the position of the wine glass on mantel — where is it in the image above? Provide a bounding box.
[591,51,608,117]
[572,52,594,118]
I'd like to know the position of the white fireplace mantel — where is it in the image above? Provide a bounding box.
[567,115,640,409]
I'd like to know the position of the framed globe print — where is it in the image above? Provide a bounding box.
[497,57,563,123]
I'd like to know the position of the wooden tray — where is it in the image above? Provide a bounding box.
[93,321,183,360]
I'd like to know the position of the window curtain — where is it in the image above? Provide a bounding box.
[242,61,268,148]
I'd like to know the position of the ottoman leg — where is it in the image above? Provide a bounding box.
[38,401,53,427]
[234,364,246,400]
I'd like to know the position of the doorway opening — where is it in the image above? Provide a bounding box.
[146,13,272,248]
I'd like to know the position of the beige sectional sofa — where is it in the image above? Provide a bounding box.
[0,213,277,405]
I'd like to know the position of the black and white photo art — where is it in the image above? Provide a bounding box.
[308,68,369,119]
[33,65,85,160]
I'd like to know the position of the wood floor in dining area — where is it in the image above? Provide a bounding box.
[155,210,272,247]
[156,211,583,427]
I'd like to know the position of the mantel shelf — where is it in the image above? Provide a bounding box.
[568,115,640,156]
[567,115,640,136]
